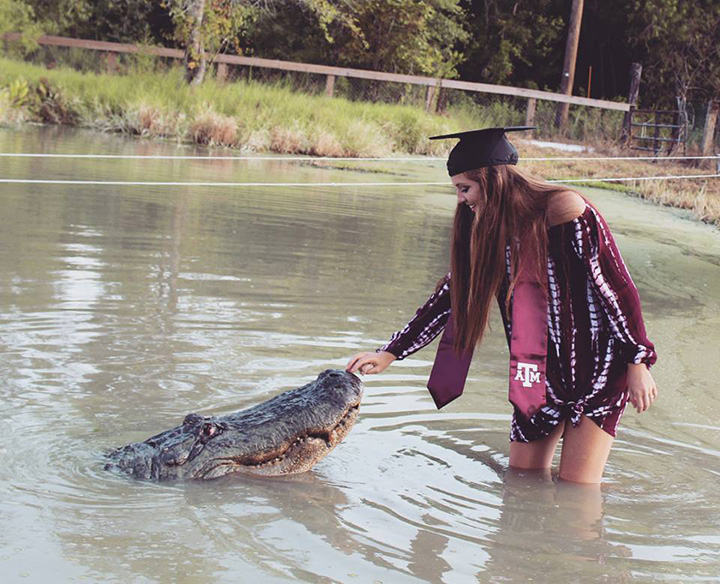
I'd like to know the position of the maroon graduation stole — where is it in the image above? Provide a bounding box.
[427,247,548,420]
[507,252,548,420]
[425,309,474,409]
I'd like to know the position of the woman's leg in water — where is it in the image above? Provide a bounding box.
[558,414,614,484]
[509,419,566,471]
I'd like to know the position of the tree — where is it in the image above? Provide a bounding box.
[22,0,171,45]
[456,0,565,87]
[166,0,254,85]
[167,0,365,85]
[628,0,720,108]
[0,0,43,52]
[331,0,469,77]
[174,0,207,84]
[21,0,91,37]
[236,0,468,80]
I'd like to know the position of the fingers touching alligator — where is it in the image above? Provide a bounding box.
[105,369,363,481]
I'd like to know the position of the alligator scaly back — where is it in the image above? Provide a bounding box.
[104,369,363,481]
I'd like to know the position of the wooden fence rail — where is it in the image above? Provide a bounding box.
[3,33,631,120]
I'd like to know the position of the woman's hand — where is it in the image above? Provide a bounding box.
[346,350,397,375]
[627,363,658,413]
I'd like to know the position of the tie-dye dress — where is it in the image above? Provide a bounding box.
[375,200,657,442]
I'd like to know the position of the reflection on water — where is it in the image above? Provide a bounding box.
[1,126,719,582]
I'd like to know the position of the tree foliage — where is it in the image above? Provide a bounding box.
[237,0,469,77]
[166,0,257,60]
[22,0,172,44]
[330,0,469,77]
[457,0,565,88]
[627,0,720,107]
[6,0,719,107]
[0,0,43,52]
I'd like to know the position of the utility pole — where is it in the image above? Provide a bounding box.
[555,0,584,132]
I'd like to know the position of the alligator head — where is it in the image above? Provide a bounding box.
[104,369,363,481]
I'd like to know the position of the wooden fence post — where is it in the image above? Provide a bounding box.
[105,51,118,73]
[653,110,661,156]
[621,62,642,145]
[525,98,537,132]
[325,74,335,97]
[216,62,228,83]
[701,99,719,167]
[436,87,448,113]
[425,84,436,112]
[425,85,434,112]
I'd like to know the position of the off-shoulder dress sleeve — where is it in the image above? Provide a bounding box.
[375,271,452,360]
[571,204,658,368]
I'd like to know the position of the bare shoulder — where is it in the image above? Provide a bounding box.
[547,190,587,227]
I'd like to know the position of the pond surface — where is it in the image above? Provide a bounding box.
[1,126,719,583]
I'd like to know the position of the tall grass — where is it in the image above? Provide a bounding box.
[0,56,464,157]
[0,52,630,156]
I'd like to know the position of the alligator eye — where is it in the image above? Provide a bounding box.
[201,423,218,437]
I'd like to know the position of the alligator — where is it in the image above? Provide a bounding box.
[104,369,363,481]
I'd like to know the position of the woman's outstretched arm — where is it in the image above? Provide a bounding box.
[377,271,452,360]
[346,271,451,375]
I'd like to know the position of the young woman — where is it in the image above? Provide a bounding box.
[346,127,658,484]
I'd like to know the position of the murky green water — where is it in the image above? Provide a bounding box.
[1,126,719,583]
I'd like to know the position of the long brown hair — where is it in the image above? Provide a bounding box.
[441,164,570,355]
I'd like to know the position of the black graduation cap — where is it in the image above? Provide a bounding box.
[429,126,536,176]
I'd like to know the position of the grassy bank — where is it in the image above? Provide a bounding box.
[1,54,718,227]
[0,55,473,157]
